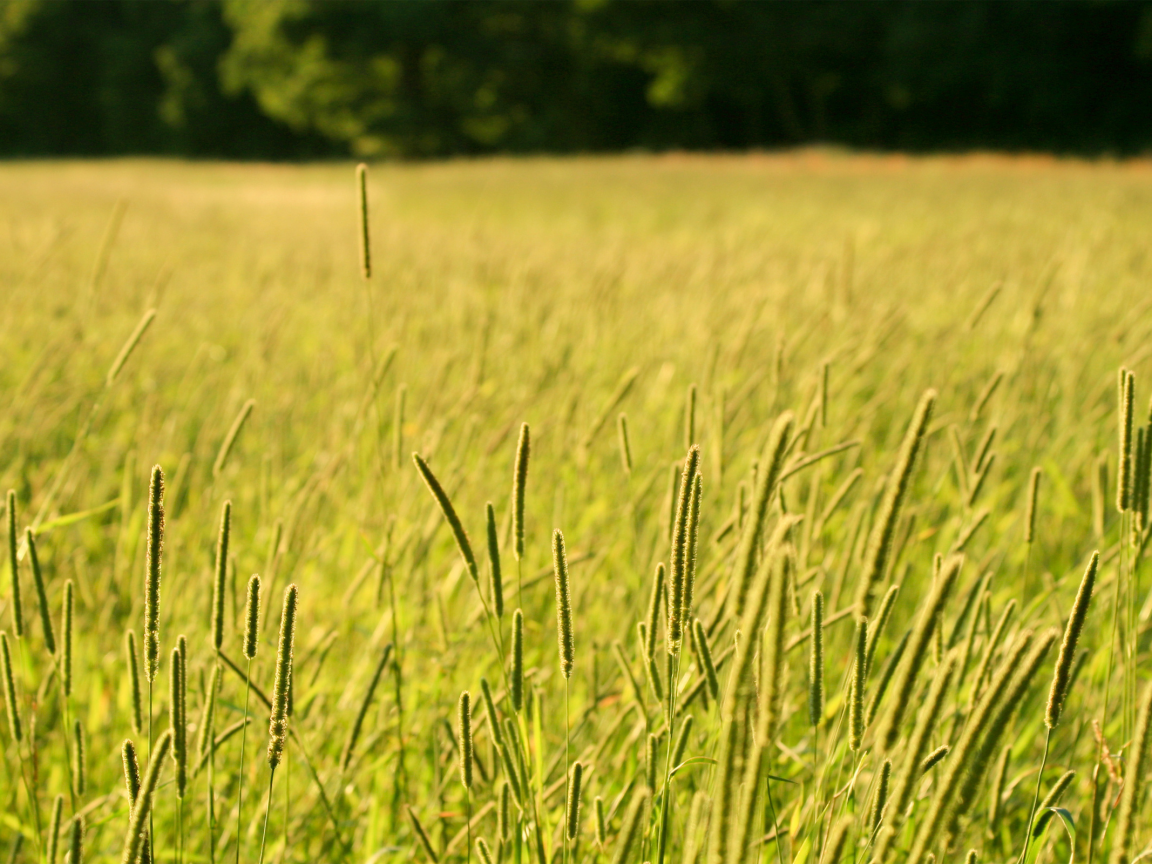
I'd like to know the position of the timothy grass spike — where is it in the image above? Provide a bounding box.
[1025,467,1042,544]
[849,616,867,752]
[5,490,20,638]
[617,414,633,475]
[267,584,298,769]
[125,631,143,734]
[486,503,503,618]
[511,609,524,711]
[144,465,164,683]
[553,530,574,678]
[1046,550,1097,728]
[566,761,583,840]
[26,529,55,655]
[356,163,370,278]
[212,501,231,650]
[669,445,701,651]
[512,423,530,561]
[47,795,63,864]
[808,590,824,727]
[244,574,261,660]
[121,729,172,864]
[61,579,74,696]
[414,453,479,582]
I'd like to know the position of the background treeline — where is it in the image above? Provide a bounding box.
[4,0,1152,159]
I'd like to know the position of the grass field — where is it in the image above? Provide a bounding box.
[1,152,1151,864]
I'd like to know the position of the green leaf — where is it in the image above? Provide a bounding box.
[670,756,715,778]
[1024,806,1075,864]
[34,498,119,534]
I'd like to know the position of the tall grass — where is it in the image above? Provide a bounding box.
[0,154,1149,864]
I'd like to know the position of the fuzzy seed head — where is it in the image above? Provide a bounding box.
[1046,550,1097,728]
[26,529,55,655]
[1119,370,1135,512]
[553,530,574,678]
[212,500,231,651]
[1025,466,1042,544]
[414,452,479,582]
[849,616,867,752]
[267,584,298,769]
[511,608,524,711]
[47,795,63,864]
[243,574,261,660]
[121,728,171,864]
[1,631,20,743]
[6,490,21,638]
[169,641,186,798]
[566,761,583,840]
[143,465,164,682]
[125,630,142,734]
[356,163,371,279]
[617,414,633,475]
[458,690,473,788]
[61,579,74,697]
[668,445,700,651]
[486,503,503,618]
[694,619,719,700]
[512,423,530,561]
[808,590,825,727]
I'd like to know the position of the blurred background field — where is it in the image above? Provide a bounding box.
[2,152,1152,862]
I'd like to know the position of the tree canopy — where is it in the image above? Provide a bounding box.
[2,0,1152,158]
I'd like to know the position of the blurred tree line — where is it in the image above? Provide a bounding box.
[3,0,1152,158]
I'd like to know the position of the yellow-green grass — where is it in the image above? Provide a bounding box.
[0,152,1150,864]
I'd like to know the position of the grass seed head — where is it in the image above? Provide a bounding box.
[6,490,21,638]
[486,503,503,618]
[267,583,298,769]
[1046,550,1097,728]
[566,761,583,840]
[553,529,574,678]
[1,631,21,742]
[243,574,261,660]
[144,465,164,683]
[212,500,231,650]
[512,423,530,561]
[26,529,55,655]
[617,413,633,475]
[47,794,64,864]
[125,630,142,734]
[1025,466,1042,544]
[458,690,473,788]
[356,163,370,278]
[121,728,171,864]
[72,718,86,797]
[808,590,825,727]
[511,609,524,711]
[61,579,74,696]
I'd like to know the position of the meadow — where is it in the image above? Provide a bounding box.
[0,152,1151,864]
